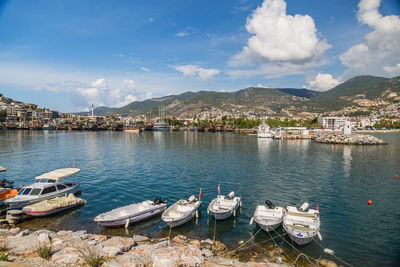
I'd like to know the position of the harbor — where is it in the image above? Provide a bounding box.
[0,130,399,266]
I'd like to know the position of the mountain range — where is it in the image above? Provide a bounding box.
[91,75,400,117]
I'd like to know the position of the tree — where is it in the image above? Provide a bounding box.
[0,110,5,122]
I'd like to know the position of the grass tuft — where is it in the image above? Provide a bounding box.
[37,242,52,260]
[0,253,8,261]
[81,247,103,267]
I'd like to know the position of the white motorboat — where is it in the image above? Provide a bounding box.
[162,194,202,228]
[22,193,86,217]
[283,202,321,245]
[0,166,6,172]
[153,122,170,131]
[94,198,167,228]
[4,168,80,209]
[250,200,286,232]
[258,117,273,138]
[208,185,241,220]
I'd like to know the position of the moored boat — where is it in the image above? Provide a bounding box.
[162,192,202,228]
[0,189,18,206]
[22,193,86,217]
[283,202,321,245]
[208,184,241,220]
[4,168,81,209]
[250,200,286,232]
[94,198,167,228]
[258,117,273,138]
[0,166,6,172]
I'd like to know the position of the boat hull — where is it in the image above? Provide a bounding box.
[22,202,84,217]
[208,199,240,220]
[283,224,315,245]
[254,217,282,232]
[163,202,201,228]
[96,205,167,228]
[5,184,79,210]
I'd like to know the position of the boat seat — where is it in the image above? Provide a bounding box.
[288,224,313,231]
[287,211,317,218]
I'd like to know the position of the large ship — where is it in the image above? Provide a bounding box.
[257,117,273,138]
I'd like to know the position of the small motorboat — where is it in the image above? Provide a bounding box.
[162,194,202,228]
[4,168,81,209]
[22,193,86,217]
[0,166,6,172]
[250,200,286,232]
[94,198,167,228]
[0,189,18,206]
[283,202,321,245]
[208,184,241,220]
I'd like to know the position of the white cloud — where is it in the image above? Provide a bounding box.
[257,83,269,88]
[339,0,400,77]
[174,65,220,81]
[147,17,154,23]
[91,78,107,89]
[140,67,151,72]
[115,94,137,108]
[232,0,330,66]
[306,73,340,91]
[123,79,136,89]
[145,92,153,100]
[175,31,189,37]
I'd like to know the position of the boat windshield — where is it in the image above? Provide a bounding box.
[48,179,56,183]
[22,188,32,195]
[30,188,41,195]
[17,188,25,195]
[38,179,48,183]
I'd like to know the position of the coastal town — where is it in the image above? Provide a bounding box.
[1,93,399,132]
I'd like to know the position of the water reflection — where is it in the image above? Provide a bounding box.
[343,146,352,178]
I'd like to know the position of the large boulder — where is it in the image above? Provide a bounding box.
[50,247,85,266]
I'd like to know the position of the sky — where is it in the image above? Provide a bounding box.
[0,0,399,112]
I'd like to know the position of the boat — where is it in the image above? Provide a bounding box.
[124,126,140,133]
[94,197,168,228]
[283,202,321,245]
[250,200,286,232]
[22,193,86,217]
[4,168,81,209]
[153,122,170,131]
[162,192,202,228]
[0,189,18,206]
[258,117,273,138]
[0,166,6,172]
[43,124,55,130]
[208,184,241,220]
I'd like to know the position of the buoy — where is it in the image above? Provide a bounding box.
[249,216,254,225]
[207,209,209,215]
[395,175,398,179]
[196,210,199,218]
[233,209,236,217]
[368,200,373,205]
[317,231,322,241]
[125,218,130,229]
[324,248,335,255]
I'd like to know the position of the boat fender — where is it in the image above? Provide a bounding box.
[233,209,236,217]
[207,208,209,215]
[317,231,322,241]
[299,202,309,211]
[240,200,242,207]
[249,216,254,225]
[228,191,235,199]
[196,210,199,218]
[324,248,334,255]
[125,218,130,229]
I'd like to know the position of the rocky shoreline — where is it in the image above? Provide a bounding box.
[313,133,387,145]
[0,227,344,267]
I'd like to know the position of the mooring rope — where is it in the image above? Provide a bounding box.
[312,237,354,267]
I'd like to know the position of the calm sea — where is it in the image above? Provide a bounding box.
[1,131,399,266]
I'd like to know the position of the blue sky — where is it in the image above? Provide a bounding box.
[0,0,399,112]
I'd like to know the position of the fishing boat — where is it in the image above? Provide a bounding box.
[4,168,81,209]
[22,193,86,217]
[162,192,202,228]
[258,117,273,138]
[94,198,168,228]
[283,202,321,245]
[0,166,6,172]
[208,183,241,220]
[250,200,286,231]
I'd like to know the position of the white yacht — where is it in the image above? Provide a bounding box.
[258,117,273,138]
[4,168,81,209]
[153,122,170,131]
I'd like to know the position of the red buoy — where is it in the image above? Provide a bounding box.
[368,200,373,205]
[395,175,398,179]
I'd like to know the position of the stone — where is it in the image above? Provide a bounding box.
[57,230,72,236]
[190,239,201,248]
[132,234,149,242]
[7,234,39,255]
[15,229,31,237]
[38,232,51,244]
[320,259,339,267]
[201,248,213,257]
[0,229,10,236]
[172,235,186,244]
[50,247,84,266]
[10,227,20,235]
[201,239,214,245]
[100,236,137,252]
[102,246,123,257]
[151,247,179,267]
[104,253,145,267]
[72,230,88,240]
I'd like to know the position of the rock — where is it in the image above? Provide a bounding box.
[172,235,187,244]
[16,229,31,237]
[201,239,214,245]
[10,227,20,235]
[100,236,137,252]
[151,247,179,267]
[0,228,10,236]
[38,232,51,244]
[72,230,88,240]
[50,247,84,266]
[57,230,72,236]
[7,234,39,255]
[201,248,213,257]
[91,234,108,243]
[102,246,123,257]
[103,253,145,267]
[320,259,339,267]
[132,234,149,242]
[190,239,201,248]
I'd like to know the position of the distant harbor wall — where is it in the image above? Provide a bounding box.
[313,133,387,145]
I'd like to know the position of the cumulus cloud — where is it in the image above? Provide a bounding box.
[232,0,330,66]
[174,65,220,81]
[115,94,137,108]
[123,79,135,89]
[175,31,189,37]
[339,0,400,77]
[306,73,340,91]
[140,67,150,72]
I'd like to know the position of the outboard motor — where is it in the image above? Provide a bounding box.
[228,191,235,199]
[265,200,275,209]
[153,197,165,205]
[299,202,310,212]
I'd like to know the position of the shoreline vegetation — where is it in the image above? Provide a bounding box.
[0,227,342,267]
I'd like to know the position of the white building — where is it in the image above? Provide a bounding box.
[319,117,349,130]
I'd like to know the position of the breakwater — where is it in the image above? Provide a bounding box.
[313,133,387,145]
